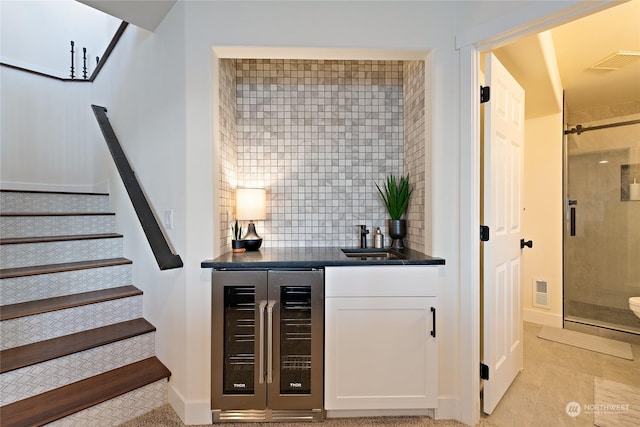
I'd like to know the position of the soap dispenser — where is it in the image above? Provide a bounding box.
[373,227,384,249]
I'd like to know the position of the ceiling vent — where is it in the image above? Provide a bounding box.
[590,51,640,70]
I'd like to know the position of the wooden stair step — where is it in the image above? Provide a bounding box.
[0,257,131,279]
[0,233,122,245]
[0,356,171,427]
[0,189,109,196]
[0,212,115,217]
[0,285,142,321]
[0,318,155,373]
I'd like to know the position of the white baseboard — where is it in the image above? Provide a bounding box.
[434,396,458,420]
[523,308,563,328]
[326,408,435,418]
[168,383,212,425]
[0,180,110,193]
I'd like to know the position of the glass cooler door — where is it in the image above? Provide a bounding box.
[267,270,324,410]
[212,270,268,410]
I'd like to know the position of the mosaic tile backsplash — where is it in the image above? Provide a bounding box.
[403,60,426,252]
[219,59,427,250]
[219,59,238,253]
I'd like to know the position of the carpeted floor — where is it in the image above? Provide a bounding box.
[117,404,495,427]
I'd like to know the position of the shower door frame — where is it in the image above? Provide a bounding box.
[562,117,640,340]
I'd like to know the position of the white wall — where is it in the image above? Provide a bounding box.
[0,0,119,191]
[0,0,120,78]
[0,67,108,191]
[522,113,564,327]
[89,0,192,415]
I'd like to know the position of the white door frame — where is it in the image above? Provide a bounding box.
[456,1,618,425]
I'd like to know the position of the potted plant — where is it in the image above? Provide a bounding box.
[376,174,413,249]
[231,220,245,253]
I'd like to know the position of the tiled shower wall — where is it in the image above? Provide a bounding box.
[219,59,427,251]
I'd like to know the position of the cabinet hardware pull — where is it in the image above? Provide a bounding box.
[430,307,436,337]
[570,206,576,236]
[266,300,276,384]
[258,301,267,384]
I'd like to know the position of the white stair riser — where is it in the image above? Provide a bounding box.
[0,192,109,214]
[0,264,132,305]
[1,295,142,350]
[0,332,156,405]
[45,379,168,427]
[0,215,115,238]
[0,238,122,269]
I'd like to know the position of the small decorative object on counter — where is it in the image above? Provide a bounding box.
[231,220,245,253]
[373,227,384,249]
[630,178,640,201]
[376,174,413,250]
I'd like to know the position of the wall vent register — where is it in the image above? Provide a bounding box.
[533,279,549,309]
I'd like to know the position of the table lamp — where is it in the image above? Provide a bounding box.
[236,188,266,251]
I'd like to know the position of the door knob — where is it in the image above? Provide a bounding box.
[520,239,533,249]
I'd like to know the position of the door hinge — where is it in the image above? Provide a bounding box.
[480,225,490,242]
[480,363,489,380]
[480,86,490,103]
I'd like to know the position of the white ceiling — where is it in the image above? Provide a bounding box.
[77,0,176,32]
[494,0,640,118]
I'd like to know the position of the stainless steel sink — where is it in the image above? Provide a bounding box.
[341,248,404,259]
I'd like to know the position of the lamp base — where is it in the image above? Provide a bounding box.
[243,239,262,251]
[242,221,263,251]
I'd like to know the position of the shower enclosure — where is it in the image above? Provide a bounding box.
[564,114,640,337]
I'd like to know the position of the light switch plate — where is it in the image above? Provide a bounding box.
[164,210,174,230]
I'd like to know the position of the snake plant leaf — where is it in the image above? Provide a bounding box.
[376,174,413,220]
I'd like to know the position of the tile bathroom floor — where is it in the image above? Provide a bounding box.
[481,321,640,427]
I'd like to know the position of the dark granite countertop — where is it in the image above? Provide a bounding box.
[201,247,445,269]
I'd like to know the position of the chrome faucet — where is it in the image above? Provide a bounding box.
[359,225,369,249]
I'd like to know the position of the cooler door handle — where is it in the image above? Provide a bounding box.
[266,300,276,384]
[258,301,267,384]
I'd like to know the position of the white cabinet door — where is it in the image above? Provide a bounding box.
[324,296,437,410]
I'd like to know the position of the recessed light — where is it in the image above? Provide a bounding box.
[599,160,609,164]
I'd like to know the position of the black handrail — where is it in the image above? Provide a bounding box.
[91,105,183,271]
[1,22,129,83]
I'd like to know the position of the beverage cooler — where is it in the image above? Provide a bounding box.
[211,269,324,422]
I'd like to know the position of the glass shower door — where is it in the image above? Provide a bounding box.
[564,117,640,335]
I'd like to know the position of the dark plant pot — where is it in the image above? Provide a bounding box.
[243,238,263,251]
[388,219,407,250]
[231,240,245,253]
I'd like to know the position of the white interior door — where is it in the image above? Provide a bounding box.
[482,53,524,415]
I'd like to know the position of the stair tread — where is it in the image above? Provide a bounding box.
[0,318,155,373]
[0,233,122,245]
[0,356,170,427]
[0,189,109,196]
[0,285,142,320]
[0,212,115,217]
[0,257,131,279]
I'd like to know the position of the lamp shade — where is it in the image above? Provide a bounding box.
[236,188,266,220]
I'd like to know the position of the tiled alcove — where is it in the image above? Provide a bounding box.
[218,58,428,253]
